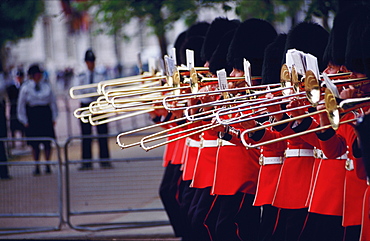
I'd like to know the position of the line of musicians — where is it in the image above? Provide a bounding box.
[153,5,370,241]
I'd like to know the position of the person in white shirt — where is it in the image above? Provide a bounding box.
[17,64,58,175]
[77,49,111,170]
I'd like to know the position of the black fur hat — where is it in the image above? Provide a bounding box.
[186,21,210,38]
[361,24,370,77]
[262,34,287,85]
[325,7,362,67]
[174,30,188,65]
[283,22,329,71]
[201,17,240,62]
[179,36,206,67]
[227,18,277,76]
[345,7,370,73]
[209,29,236,75]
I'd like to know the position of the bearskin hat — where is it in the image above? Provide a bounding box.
[201,17,240,62]
[179,36,206,67]
[345,7,370,73]
[324,7,363,67]
[174,30,188,65]
[283,22,329,71]
[361,24,370,77]
[186,21,210,39]
[261,34,287,85]
[227,18,277,76]
[209,29,236,75]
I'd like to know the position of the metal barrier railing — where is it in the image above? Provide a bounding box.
[0,137,63,235]
[64,134,169,231]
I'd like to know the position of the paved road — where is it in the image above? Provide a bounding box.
[1,113,179,240]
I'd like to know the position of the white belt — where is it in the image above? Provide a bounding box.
[285,149,314,157]
[259,156,284,165]
[200,139,235,148]
[314,149,348,160]
[186,138,200,148]
[345,159,354,171]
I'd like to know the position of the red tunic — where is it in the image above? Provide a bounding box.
[308,158,346,216]
[182,138,200,181]
[319,112,368,226]
[272,122,315,209]
[182,122,202,181]
[253,129,286,206]
[171,133,186,165]
[190,130,218,189]
[163,128,178,167]
[360,185,370,241]
[211,143,259,195]
[301,122,346,216]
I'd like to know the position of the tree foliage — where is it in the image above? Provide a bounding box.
[75,0,232,57]
[305,0,338,30]
[0,0,44,47]
[235,0,305,26]
[0,0,44,70]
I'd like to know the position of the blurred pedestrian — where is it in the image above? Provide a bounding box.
[0,72,11,180]
[76,49,111,170]
[6,69,26,148]
[17,64,58,175]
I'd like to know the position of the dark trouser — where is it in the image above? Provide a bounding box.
[0,101,10,179]
[259,205,280,241]
[180,181,197,241]
[190,187,219,241]
[299,212,344,241]
[273,208,308,241]
[215,193,261,241]
[80,103,109,166]
[344,225,361,241]
[159,163,185,237]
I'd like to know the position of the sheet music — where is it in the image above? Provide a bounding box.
[172,48,177,66]
[217,69,228,90]
[305,53,319,80]
[164,55,175,77]
[322,73,340,98]
[243,59,252,87]
[186,49,194,70]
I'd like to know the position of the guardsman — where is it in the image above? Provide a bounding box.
[266,22,329,241]
[210,18,277,241]
[158,22,209,239]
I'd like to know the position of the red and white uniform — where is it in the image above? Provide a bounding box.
[211,133,260,196]
[251,128,286,206]
[182,122,202,181]
[319,112,368,226]
[297,118,347,216]
[190,129,218,189]
[272,121,316,209]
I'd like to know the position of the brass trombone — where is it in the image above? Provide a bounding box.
[138,109,267,152]
[240,88,370,148]
[70,72,156,99]
[116,108,217,149]
[72,67,186,124]
[281,63,353,94]
[163,83,282,111]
